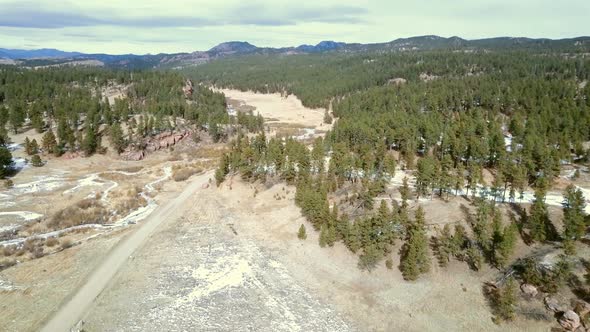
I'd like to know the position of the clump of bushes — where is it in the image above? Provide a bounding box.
[45,237,59,247]
[48,198,108,230]
[172,167,201,182]
[60,238,74,250]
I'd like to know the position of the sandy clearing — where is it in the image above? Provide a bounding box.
[218,88,332,131]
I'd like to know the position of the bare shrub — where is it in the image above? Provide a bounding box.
[116,166,143,173]
[31,246,44,258]
[45,237,59,247]
[60,238,73,250]
[167,153,182,162]
[0,258,16,271]
[49,198,109,230]
[23,238,36,252]
[2,245,16,256]
[173,167,201,182]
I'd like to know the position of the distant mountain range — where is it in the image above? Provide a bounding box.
[1,35,589,69]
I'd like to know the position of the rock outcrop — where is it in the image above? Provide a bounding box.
[559,310,581,331]
[121,131,190,161]
[520,284,538,297]
[545,296,567,313]
[183,79,194,98]
[121,150,145,161]
[574,300,590,319]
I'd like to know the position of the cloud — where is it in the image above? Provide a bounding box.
[0,3,368,29]
[0,0,588,55]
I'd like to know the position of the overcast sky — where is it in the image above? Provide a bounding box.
[0,0,588,54]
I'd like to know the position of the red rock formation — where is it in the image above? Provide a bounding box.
[183,79,194,98]
[121,130,189,160]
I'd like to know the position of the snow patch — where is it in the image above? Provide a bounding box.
[11,157,28,171]
[7,143,20,152]
[294,128,316,140]
[10,175,67,195]
[63,174,105,195]
[0,211,43,221]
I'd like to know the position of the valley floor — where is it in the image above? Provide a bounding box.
[0,89,583,331]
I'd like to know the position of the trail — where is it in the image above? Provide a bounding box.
[39,170,214,332]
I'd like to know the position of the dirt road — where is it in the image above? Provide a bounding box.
[40,171,214,332]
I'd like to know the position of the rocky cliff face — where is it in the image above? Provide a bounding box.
[121,131,190,161]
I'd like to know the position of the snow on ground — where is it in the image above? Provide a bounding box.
[0,211,43,221]
[0,211,44,234]
[11,158,28,171]
[388,167,590,213]
[7,143,21,152]
[63,174,105,195]
[294,128,316,140]
[0,166,173,247]
[8,175,68,195]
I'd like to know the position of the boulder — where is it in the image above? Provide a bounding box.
[559,310,581,331]
[387,78,407,86]
[520,284,538,297]
[545,296,567,313]
[574,300,590,318]
[121,151,144,161]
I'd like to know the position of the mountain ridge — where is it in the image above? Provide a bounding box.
[2,35,590,69]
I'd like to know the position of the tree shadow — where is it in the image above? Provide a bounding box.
[508,203,533,245]
[460,204,474,226]
[430,235,449,268]
[569,259,590,301]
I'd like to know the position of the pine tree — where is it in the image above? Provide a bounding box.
[215,155,230,186]
[528,188,551,242]
[24,137,32,155]
[9,103,25,134]
[436,224,454,267]
[454,163,465,196]
[466,245,483,271]
[496,223,518,268]
[30,139,39,155]
[399,177,411,208]
[383,153,396,177]
[0,146,13,178]
[109,122,126,153]
[562,184,586,253]
[31,154,43,167]
[358,244,381,271]
[319,223,328,248]
[297,224,307,240]
[82,124,98,156]
[323,109,333,124]
[346,222,362,253]
[451,224,467,256]
[473,199,493,253]
[400,206,430,280]
[492,277,517,322]
[42,130,57,155]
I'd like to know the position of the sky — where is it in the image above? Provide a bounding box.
[0,0,588,54]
